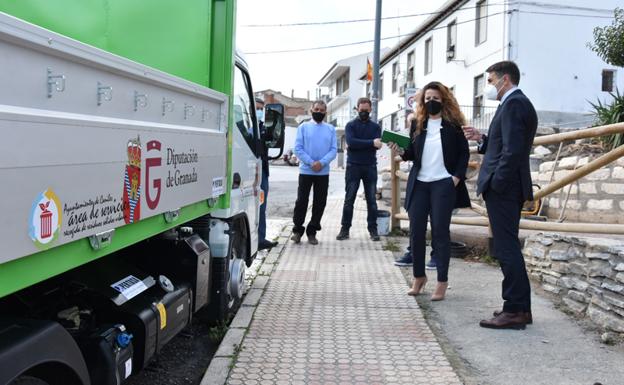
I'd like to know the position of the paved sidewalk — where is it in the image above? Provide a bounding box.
[225,199,461,385]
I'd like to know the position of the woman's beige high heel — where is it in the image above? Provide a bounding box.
[407,277,428,296]
[431,282,449,301]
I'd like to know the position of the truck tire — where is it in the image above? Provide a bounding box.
[10,376,50,385]
[205,227,247,324]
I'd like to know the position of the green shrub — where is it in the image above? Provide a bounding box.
[589,88,624,151]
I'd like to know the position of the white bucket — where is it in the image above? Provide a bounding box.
[377,210,391,236]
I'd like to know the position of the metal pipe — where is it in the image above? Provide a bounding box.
[371,0,382,122]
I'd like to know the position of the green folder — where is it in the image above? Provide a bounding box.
[381,130,411,149]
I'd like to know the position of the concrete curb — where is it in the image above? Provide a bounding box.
[199,224,292,385]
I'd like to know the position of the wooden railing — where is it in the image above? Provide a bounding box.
[390,122,624,234]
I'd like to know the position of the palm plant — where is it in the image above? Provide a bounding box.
[589,88,624,151]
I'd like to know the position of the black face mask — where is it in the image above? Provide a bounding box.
[312,112,325,123]
[425,100,442,115]
[358,111,370,121]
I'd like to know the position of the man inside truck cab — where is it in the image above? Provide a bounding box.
[256,97,278,251]
[291,100,337,245]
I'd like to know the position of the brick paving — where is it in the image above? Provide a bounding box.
[226,199,462,385]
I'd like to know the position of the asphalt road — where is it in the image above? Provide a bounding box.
[265,164,346,219]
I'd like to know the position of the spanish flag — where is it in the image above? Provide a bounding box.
[366,58,373,82]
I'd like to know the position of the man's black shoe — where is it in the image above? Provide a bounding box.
[258,239,278,251]
[336,228,349,240]
[291,233,302,244]
[308,234,319,245]
[369,230,380,241]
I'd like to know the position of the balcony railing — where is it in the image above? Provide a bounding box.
[376,105,497,133]
[460,105,497,132]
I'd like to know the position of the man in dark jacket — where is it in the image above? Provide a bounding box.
[256,98,278,251]
[336,97,382,241]
[463,61,538,330]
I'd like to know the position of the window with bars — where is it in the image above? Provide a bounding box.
[336,71,350,95]
[407,50,415,86]
[392,62,399,93]
[425,37,433,75]
[447,20,457,62]
[473,75,485,119]
[602,70,615,92]
[475,0,487,46]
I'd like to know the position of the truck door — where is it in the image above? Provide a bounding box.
[230,64,261,252]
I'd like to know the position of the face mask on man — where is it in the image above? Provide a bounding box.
[358,111,370,121]
[484,77,504,101]
[312,112,325,123]
[256,109,264,122]
[425,100,442,115]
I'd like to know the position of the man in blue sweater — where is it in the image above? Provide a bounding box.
[291,100,337,245]
[336,97,382,241]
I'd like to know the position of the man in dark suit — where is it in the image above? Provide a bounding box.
[463,61,537,330]
[256,98,278,251]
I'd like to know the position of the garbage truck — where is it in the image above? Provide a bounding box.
[0,1,285,384]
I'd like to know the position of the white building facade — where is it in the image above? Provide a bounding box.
[318,51,374,168]
[370,0,623,133]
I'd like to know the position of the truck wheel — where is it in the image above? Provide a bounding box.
[10,376,50,385]
[206,228,247,324]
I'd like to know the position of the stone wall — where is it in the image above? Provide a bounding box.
[535,155,624,223]
[525,233,624,333]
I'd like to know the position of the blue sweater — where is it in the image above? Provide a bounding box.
[345,118,381,165]
[294,121,337,175]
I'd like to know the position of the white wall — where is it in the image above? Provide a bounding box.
[377,0,508,121]
[324,52,369,129]
[376,0,623,128]
[513,0,624,115]
[328,99,352,129]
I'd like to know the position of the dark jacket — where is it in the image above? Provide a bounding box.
[345,118,381,166]
[258,121,269,176]
[477,89,538,201]
[402,119,471,210]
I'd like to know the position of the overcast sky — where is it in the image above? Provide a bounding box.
[236,0,446,99]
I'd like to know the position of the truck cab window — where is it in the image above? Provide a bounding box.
[233,66,257,151]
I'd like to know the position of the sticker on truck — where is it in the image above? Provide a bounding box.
[28,188,62,249]
[110,275,148,301]
[212,177,225,197]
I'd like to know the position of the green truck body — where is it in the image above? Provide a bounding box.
[0,2,284,384]
[0,0,236,296]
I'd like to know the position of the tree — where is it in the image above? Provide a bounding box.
[588,7,624,67]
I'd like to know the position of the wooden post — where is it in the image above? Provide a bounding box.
[390,149,401,230]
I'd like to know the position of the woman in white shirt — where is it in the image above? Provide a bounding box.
[389,82,470,301]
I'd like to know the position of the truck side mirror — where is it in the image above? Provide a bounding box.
[263,103,285,159]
